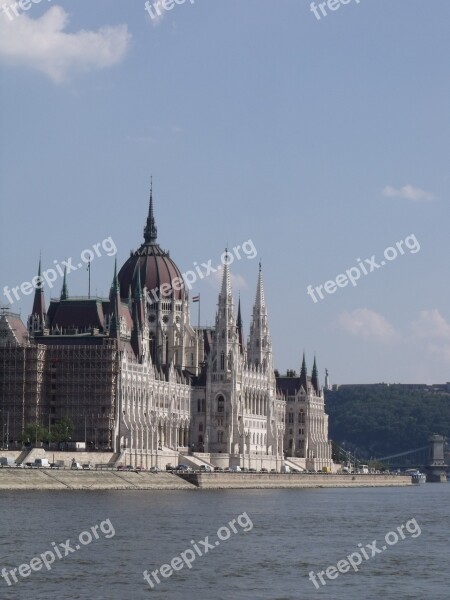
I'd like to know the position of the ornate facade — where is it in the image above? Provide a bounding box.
[0,186,333,471]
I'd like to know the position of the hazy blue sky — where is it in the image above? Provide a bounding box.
[1,0,449,384]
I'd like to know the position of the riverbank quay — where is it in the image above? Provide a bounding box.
[178,472,412,489]
[0,469,412,491]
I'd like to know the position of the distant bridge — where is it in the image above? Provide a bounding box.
[375,445,436,469]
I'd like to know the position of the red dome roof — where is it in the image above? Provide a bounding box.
[118,186,186,302]
[118,243,185,301]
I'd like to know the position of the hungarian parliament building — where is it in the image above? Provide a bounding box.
[0,187,333,471]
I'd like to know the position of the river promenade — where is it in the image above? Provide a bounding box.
[0,469,411,491]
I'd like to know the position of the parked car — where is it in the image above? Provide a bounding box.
[176,464,192,472]
[117,464,125,471]
[230,465,241,472]
[82,464,93,470]
[199,465,213,472]
[248,467,257,473]
[50,463,61,469]
[214,466,224,472]
[166,463,175,471]
[149,466,160,473]
[270,468,277,473]
[71,462,83,470]
[260,468,268,473]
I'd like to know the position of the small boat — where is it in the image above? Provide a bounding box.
[405,469,426,484]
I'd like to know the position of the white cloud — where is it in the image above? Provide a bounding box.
[339,308,399,343]
[411,309,450,341]
[382,184,435,202]
[0,6,131,83]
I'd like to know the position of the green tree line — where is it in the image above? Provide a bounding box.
[21,417,74,445]
[325,385,450,459]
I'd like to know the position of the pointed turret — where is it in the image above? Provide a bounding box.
[132,267,145,328]
[212,251,236,373]
[131,268,144,359]
[109,258,121,338]
[247,263,272,370]
[311,356,320,394]
[236,296,244,354]
[29,257,46,333]
[60,266,69,300]
[220,252,232,303]
[143,177,158,244]
[299,352,308,392]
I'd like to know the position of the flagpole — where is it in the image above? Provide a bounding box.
[88,259,91,299]
[197,294,200,330]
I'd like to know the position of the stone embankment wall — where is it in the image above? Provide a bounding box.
[0,469,195,490]
[0,470,411,490]
[180,473,412,489]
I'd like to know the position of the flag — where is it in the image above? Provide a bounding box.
[192,295,200,302]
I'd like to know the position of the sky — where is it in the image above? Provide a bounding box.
[0,0,449,384]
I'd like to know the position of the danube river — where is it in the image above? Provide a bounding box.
[0,484,448,599]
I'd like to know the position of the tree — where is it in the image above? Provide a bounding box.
[51,417,74,443]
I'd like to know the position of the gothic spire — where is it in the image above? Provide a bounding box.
[30,256,46,332]
[143,176,158,244]
[31,257,46,317]
[236,295,244,353]
[254,261,265,309]
[311,355,319,394]
[220,250,232,302]
[60,266,68,300]
[109,258,121,338]
[247,264,271,369]
[299,352,308,392]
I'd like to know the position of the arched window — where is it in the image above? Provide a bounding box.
[197,399,201,412]
[217,395,225,413]
[199,422,203,432]
[220,352,225,370]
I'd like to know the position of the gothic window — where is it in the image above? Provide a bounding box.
[199,423,203,432]
[202,399,206,412]
[299,410,305,424]
[218,431,224,443]
[217,395,225,413]
[289,439,293,448]
[288,412,294,424]
[220,352,225,370]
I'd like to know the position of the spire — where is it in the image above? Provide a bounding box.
[60,266,68,300]
[299,352,308,391]
[236,295,244,353]
[143,176,158,244]
[109,259,121,338]
[212,250,235,373]
[247,264,272,369]
[30,256,46,332]
[311,355,319,394]
[254,261,265,309]
[220,250,232,302]
[133,266,143,299]
[110,257,119,294]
